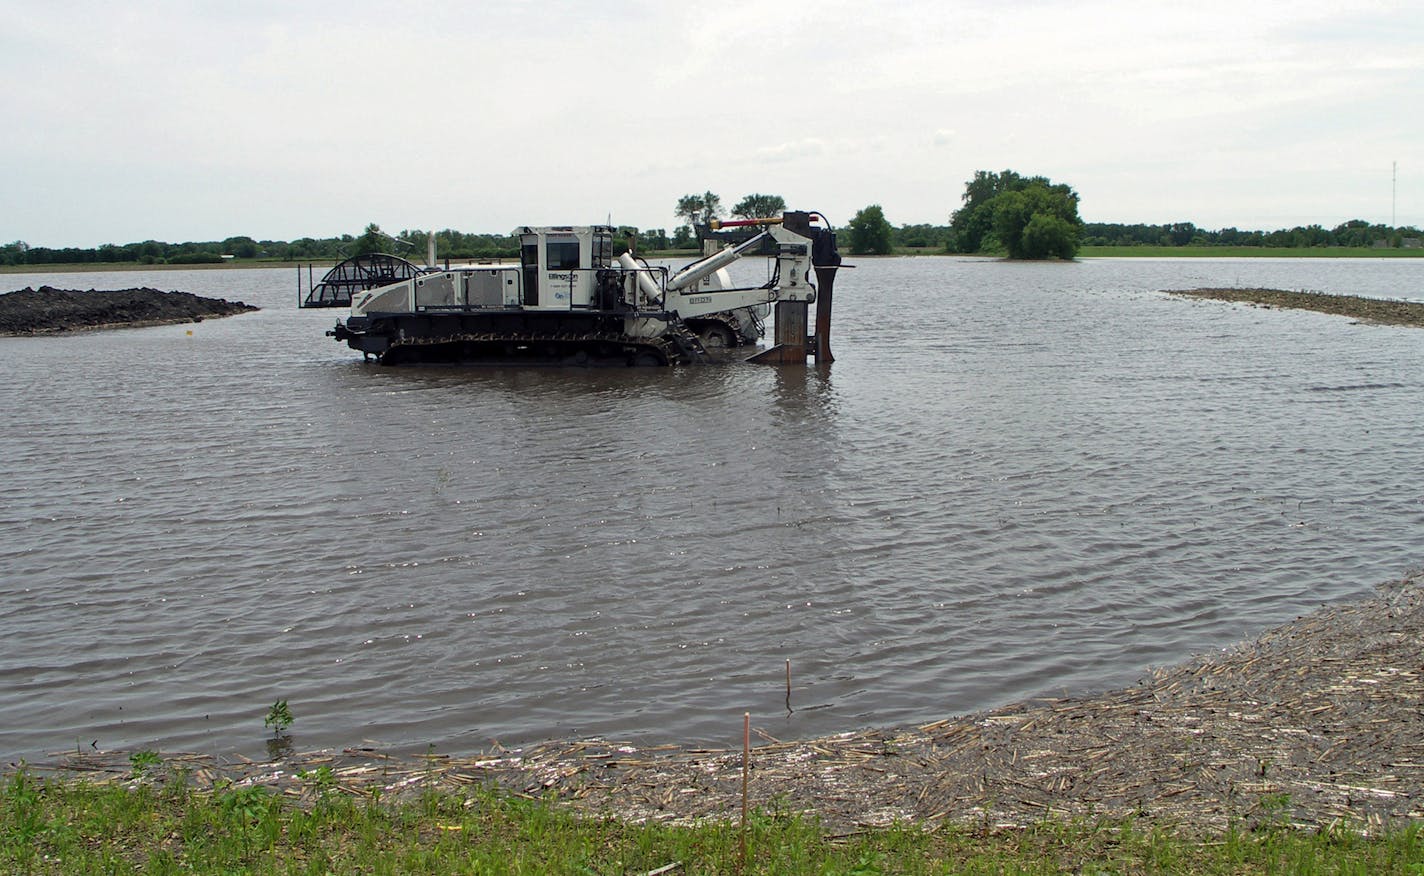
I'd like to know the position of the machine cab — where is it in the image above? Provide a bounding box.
[515,225,615,309]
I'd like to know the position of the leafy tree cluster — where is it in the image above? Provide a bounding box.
[609,226,681,254]
[384,228,518,260]
[949,170,1083,259]
[674,191,791,228]
[675,192,721,228]
[895,224,950,249]
[731,193,787,220]
[674,191,909,256]
[847,205,894,255]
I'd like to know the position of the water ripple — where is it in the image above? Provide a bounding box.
[2,261,1422,759]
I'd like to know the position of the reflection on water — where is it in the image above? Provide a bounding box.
[0,258,1421,760]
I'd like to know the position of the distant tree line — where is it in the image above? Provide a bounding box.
[885,218,1421,251]
[5,191,1420,268]
[0,228,524,267]
[0,220,703,267]
[1080,219,1420,249]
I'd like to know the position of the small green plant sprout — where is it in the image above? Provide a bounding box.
[6,768,43,845]
[218,783,272,824]
[296,765,335,792]
[129,749,161,778]
[264,699,293,736]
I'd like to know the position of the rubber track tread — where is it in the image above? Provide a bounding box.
[383,329,688,365]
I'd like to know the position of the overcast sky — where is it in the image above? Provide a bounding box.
[4,0,1420,247]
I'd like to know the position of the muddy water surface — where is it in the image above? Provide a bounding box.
[1,257,1421,760]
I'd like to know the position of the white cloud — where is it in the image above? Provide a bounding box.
[3,0,1422,245]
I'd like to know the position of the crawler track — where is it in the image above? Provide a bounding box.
[334,314,709,366]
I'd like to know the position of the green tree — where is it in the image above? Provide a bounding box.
[1165,222,1198,247]
[847,204,894,255]
[221,236,258,259]
[614,225,639,254]
[949,170,1083,258]
[895,224,948,249]
[0,240,29,266]
[674,193,705,227]
[948,169,1026,253]
[698,191,723,225]
[989,181,1082,259]
[1019,212,1080,260]
[638,228,670,251]
[674,191,724,227]
[354,223,389,256]
[948,170,1081,259]
[732,193,786,219]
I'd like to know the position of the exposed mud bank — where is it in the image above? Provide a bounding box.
[1169,287,1424,327]
[0,286,257,335]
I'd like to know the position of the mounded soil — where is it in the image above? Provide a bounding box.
[0,286,257,335]
[1169,287,1424,327]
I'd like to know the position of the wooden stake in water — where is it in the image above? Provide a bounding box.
[785,659,793,714]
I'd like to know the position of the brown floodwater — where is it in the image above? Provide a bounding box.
[1,256,1421,760]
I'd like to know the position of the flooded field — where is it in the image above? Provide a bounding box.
[1,256,1421,761]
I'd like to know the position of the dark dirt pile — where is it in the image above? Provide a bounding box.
[0,286,257,335]
[30,574,1424,836]
[1169,287,1424,327]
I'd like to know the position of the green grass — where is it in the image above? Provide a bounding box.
[4,769,1423,874]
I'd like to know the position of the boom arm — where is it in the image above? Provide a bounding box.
[665,230,771,292]
[656,219,821,320]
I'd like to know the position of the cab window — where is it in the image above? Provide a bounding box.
[546,241,580,270]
